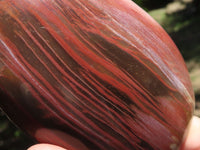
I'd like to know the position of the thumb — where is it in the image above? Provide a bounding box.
[28,144,67,150]
[180,116,200,150]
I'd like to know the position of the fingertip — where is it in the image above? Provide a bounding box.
[181,116,200,150]
[27,144,67,150]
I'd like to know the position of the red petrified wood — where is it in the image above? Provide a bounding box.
[0,0,194,150]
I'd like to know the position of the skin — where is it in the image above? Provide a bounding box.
[180,116,200,150]
[28,116,200,150]
[28,144,66,150]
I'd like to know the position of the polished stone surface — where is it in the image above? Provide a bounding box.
[0,0,194,149]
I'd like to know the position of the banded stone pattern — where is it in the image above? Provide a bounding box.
[0,0,194,150]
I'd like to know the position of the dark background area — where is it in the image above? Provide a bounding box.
[134,0,173,10]
[0,0,200,149]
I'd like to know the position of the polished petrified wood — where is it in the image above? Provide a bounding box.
[0,0,194,150]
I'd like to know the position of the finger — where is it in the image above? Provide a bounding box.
[180,116,200,150]
[27,144,67,150]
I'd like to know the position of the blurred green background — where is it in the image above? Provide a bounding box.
[0,0,200,149]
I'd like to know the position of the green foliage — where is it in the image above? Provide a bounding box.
[133,0,173,10]
[0,111,34,150]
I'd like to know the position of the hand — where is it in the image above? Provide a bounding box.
[180,116,200,150]
[28,116,200,150]
[28,144,66,150]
